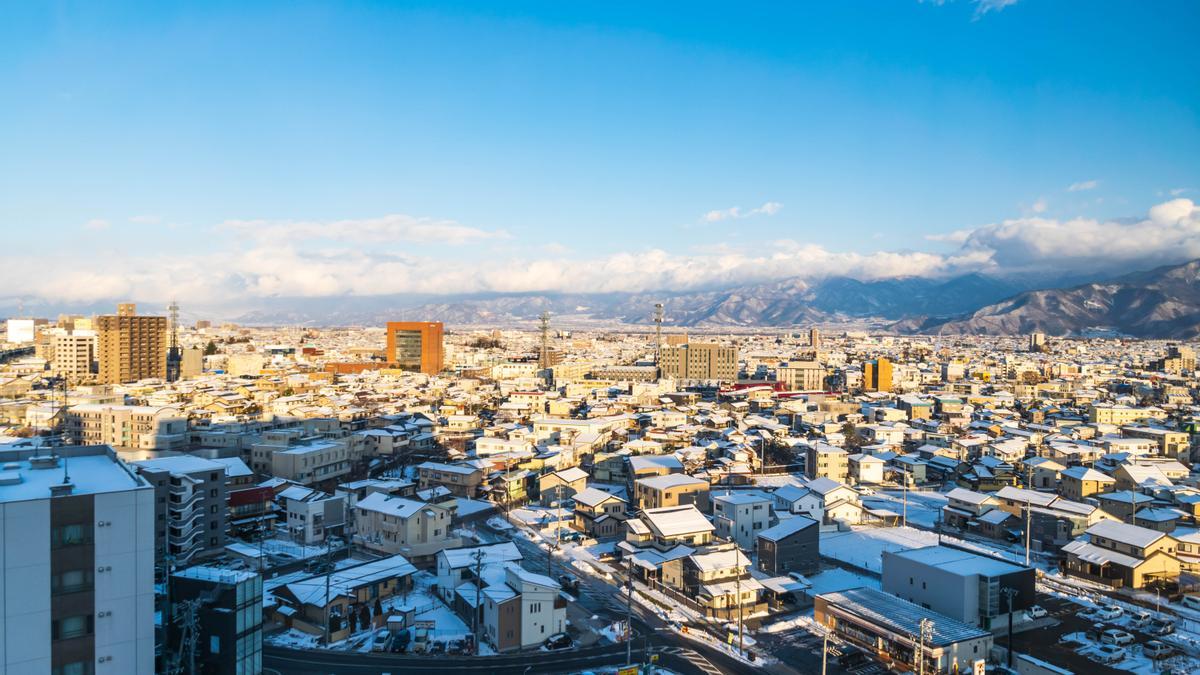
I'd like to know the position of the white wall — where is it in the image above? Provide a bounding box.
[94,489,156,674]
[2,500,52,673]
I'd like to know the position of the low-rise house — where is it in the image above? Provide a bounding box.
[756,516,819,576]
[634,473,710,512]
[354,492,458,565]
[712,491,773,549]
[625,504,715,552]
[1059,466,1116,502]
[273,555,418,642]
[848,453,886,484]
[572,487,628,538]
[417,461,485,497]
[537,466,589,506]
[1062,520,1180,589]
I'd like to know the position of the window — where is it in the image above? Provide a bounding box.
[52,662,93,675]
[52,569,94,595]
[51,524,92,548]
[52,614,93,640]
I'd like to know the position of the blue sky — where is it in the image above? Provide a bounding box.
[1,0,1198,308]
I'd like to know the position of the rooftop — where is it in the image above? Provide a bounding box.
[818,586,992,647]
[0,446,148,503]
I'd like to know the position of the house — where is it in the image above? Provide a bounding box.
[711,491,773,549]
[625,505,715,552]
[537,466,588,506]
[848,453,886,485]
[279,485,346,546]
[756,516,819,576]
[1023,457,1066,490]
[572,487,628,538]
[626,455,684,493]
[1059,466,1116,502]
[675,544,765,620]
[1062,520,1180,589]
[416,461,485,498]
[353,492,459,565]
[941,488,999,531]
[634,473,710,512]
[273,555,418,642]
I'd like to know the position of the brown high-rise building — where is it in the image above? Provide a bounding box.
[863,357,893,392]
[97,305,168,384]
[660,343,738,382]
[385,321,444,374]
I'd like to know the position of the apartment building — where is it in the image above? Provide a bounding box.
[805,442,849,482]
[252,430,357,487]
[353,492,458,563]
[279,485,346,545]
[66,404,187,451]
[633,473,710,512]
[51,332,97,379]
[659,343,739,382]
[416,461,485,498]
[0,445,156,675]
[776,360,826,391]
[131,456,228,564]
[96,305,168,384]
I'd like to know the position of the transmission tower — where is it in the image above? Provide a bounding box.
[538,311,551,371]
[654,303,664,376]
[166,300,182,382]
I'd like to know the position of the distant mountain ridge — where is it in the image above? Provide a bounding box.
[905,259,1200,338]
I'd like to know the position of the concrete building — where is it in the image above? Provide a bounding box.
[96,306,168,384]
[882,545,1035,629]
[0,445,156,675]
[805,442,849,482]
[131,456,229,564]
[815,587,992,675]
[51,333,97,378]
[385,321,444,375]
[353,492,458,564]
[66,404,187,451]
[659,343,738,382]
[168,567,263,675]
[279,485,346,545]
[863,357,893,392]
[776,360,825,391]
[756,516,819,576]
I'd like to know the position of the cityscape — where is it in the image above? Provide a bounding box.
[2,2,1200,675]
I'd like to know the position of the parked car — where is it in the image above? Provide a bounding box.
[1148,618,1176,635]
[390,629,411,654]
[544,632,573,650]
[1101,629,1135,646]
[1143,640,1174,659]
[1092,645,1126,664]
[858,487,876,496]
[1090,605,1123,620]
[558,574,581,593]
[371,629,392,652]
[1181,594,1200,611]
[1025,605,1048,619]
[428,641,445,655]
[1129,611,1152,628]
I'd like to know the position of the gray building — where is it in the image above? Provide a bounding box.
[132,456,229,565]
[881,545,1034,629]
[756,516,819,576]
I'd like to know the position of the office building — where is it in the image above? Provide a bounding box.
[385,321,444,375]
[808,327,820,350]
[863,357,893,392]
[168,567,263,675]
[0,445,156,675]
[131,456,229,565]
[1028,332,1046,352]
[96,304,169,384]
[659,343,738,382]
[776,360,825,391]
[881,545,1034,629]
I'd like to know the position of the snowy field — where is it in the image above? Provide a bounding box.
[819,526,939,573]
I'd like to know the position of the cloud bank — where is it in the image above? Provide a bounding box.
[4,199,1199,310]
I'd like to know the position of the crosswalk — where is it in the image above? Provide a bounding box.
[659,646,725,675]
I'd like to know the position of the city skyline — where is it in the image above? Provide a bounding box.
[1,1,1198,309]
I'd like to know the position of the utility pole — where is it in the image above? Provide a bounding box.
[736,547,744,657]
[820,629,829,675]
[1002,587,1018,669]
[1131,489,1139,528]
[322,537,334,645]
[626,555,634,667]
[902,471,909,528]
[471,548,485,654]
[1024,497,1032,567]
[917,618,933,675]
[538,311,551,373]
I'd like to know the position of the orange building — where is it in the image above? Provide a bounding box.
[863,357,893,392]
[385,322,444,374]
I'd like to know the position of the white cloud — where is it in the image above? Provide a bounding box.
[83,218,110,231]
[701,201,783,223]
[973,0,1018,17]
[9,199,1200,310]
[1067,179,1099,192]
[219,213,508,245]
[1031,197,1048,214]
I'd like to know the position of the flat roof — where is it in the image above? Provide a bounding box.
[818,586,991,647]
[889,545,1029,578]
[0,447,148,503]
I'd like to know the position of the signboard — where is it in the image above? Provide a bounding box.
[973,659,986,675]
[617,667,639,675]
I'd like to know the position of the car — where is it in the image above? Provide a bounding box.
[558,574,581,593]
[1025,605,1048,619]
[1149,618,1176,635]
[428,641,445,655]
[787,571,811,585]
[1089,605,1122,621]
[1129,611,1152,627]
[371,629,392,652]
[837,648,869,668]
[1143,640,1174,659]
[389,629,411,654]
[1101,629,1135,646]
[1092,645,1126,664]
[544,632,573,650]
[446,639,465,655]
[858,487,876,496]
[1181,594,1200,611]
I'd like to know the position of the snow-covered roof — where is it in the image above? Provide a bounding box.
[355,492,428,518]
[642,505,715,537]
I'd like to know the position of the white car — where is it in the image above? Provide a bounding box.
[1101,629,1134,646]
[1025,605,1048,619]
[1090,605,1123,621]
[1091,645,1126,664]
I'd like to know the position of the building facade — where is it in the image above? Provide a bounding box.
[96,307,168,384]
[385,321,444,375]
[659,343,738,382]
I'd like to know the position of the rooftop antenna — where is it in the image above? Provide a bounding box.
[166,300,182,382]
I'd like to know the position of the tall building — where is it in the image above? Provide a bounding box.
[130,456,229,565]
[96,305,168,384]
[863,357,893,392]
[51,332,97,378]
[0,445,156,675]
[384,321,444,374]
[66,404,187,451]
[1028,332,1046,352]
[808,327,821,350]
[777,360,826,391]
[659,343,738,382]
[167,567,263,675]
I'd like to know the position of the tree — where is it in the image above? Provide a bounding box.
[203,340,218,356]
[841,421,864,451]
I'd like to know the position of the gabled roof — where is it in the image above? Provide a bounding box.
[757,516,818,542]
[573,487,626,508]
[1060,466,1115,482]
[642,505,715,537]
[1085,519,1169,549]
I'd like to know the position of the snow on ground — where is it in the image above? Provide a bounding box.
[486,515,514,531]
[268,628,321,649]
[862,490,947,529]
[820,526,939,573]
[455,498,495,517]
[1064,630,1200,674]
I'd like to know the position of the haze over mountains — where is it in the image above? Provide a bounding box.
[221,260,1197,338]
